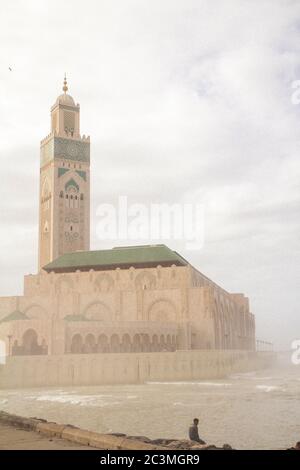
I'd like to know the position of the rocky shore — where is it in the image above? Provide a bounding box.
[0,411,299,451]
[0,411,231,450]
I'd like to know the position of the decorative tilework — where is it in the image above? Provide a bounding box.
[76,170,87,181]
[54,137,90,162]
[65,178,79,191]
[58,168,70,178]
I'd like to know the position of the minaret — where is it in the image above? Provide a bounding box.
[38,76,90,270]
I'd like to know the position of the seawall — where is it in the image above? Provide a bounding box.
[0,350,275,389]
[0,411,165,450]
[0,410,236,450]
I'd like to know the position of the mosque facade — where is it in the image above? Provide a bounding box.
[0,79,255,359]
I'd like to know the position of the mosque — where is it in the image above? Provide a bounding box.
[0,78,255,360]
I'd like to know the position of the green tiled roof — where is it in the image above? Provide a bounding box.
[44,244,188,273]
[0,310,28,323]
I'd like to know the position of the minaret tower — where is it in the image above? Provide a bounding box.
[38,76,90,270]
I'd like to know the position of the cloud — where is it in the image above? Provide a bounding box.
[0,0,300,347]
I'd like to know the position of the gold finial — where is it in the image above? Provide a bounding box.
[63,73,68,94]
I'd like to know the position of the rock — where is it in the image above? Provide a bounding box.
[30,417,48,423]
[150,438,176,446]
[287,441,300,450]
[0,411,40,431]
[0,410,237,450]
[166,440,202,450]
[36,422,66,438]
[191,444,218,450]
[223,443,233,450]
[126,436,153,443]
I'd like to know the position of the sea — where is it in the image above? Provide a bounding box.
[0,364,299,450]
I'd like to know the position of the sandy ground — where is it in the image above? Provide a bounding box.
[0,423,95,450]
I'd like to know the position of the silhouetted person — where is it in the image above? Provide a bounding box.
[189,418,206,444]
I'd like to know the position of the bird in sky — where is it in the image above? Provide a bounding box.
[8,67,12,71]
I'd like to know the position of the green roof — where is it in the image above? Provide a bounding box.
[0,310,28,323]
[44,244,188,273]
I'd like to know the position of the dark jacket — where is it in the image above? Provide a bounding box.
[188,423,206,444]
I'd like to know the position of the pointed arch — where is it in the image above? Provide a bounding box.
[135,271,156,290]
[70,334,83,353]
[147,298,177,322]
[83,301,112,321]
[94,273,114,293]
[24,304,48,320]
[65,178,79,192]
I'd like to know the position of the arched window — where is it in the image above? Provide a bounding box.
[70,334,83,354]
[98,334,109,353]
[84,334,96,353]
[21,329,47,355]
[65,184,79,209]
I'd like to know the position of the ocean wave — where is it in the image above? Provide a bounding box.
[229,371,258,379]
[230,372,276,381]
[146,381,200,385]
[255,385,280,393]
[36,395,85,405]
[25,393,122,407]
[197,382,231,387]
[173,402,193,407]
[146,381,231,387]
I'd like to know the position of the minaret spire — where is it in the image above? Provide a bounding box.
[39,79,90,270]
[63,73,68,94]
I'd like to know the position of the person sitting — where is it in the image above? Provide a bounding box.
[188,418,206,444]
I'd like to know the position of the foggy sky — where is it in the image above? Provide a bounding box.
[0,0,300,349]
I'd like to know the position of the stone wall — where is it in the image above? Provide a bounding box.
[0,263,256,357]
[0,350,275,389]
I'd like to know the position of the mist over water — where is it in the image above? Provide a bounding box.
[0,365,299,450]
